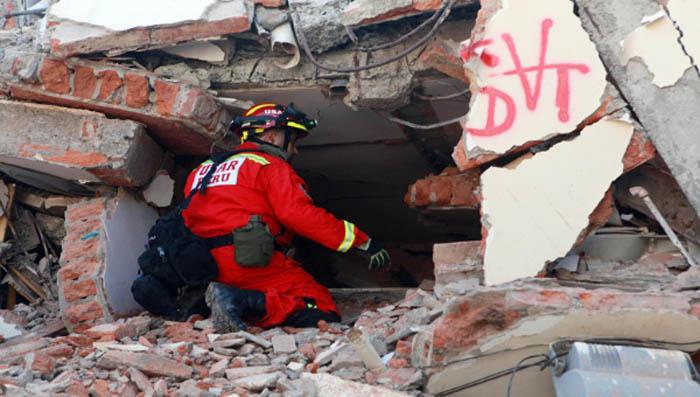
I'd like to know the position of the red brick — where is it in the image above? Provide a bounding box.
[395,340,412,358]
[154,80,180,116]
[388,357,409,369]
[73,66,97,99]
[66,383,90,397]
[97,70,123,102]
[124,73,149,109]
[413,0,443,11]
[63,278,98,303]
[65,199,107,224]
[178,89,220,128]
[60,238,101,265]
[85,322,137,340]
[418,38,468,82]
[89,379,111,397]
[31,351,55,377]
[58,258,102,283]
[65,300,104,324]
[164,322,206,343]
[623,130,656,172]
[43,343,75,359]
[432,292,518,353]
[39,59,70,94]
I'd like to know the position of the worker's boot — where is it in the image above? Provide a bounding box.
[205,282,266,332]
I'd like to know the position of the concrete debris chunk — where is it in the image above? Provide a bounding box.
[240,330,273,348]
[481,118,634,285]
[97,350,193,379]
[301,373,411,397]
[128,367,154,395]
[47,0,251,57]
[272,334,297,354]
[232,371,282,391]
[0,100,163,187]
[142,172,175,208]
[225,365,277,380]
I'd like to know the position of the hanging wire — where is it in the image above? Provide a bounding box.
[290,0,457,74]
[413,87,470,101]
[383,112,466,130]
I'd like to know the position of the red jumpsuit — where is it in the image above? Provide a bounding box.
[182,142,369,327]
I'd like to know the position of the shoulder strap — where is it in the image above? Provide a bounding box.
[179,149,269,211]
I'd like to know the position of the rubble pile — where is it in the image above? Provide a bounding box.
[0,289,438,397]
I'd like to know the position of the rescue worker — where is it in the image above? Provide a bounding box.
[181,102,391,332]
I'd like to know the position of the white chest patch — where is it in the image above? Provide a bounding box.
[191,157,246,191]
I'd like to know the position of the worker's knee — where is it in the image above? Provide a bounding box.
[284,308,341,327]
[131,274,180,317]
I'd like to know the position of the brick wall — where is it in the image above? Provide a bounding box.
[0,50,230,154]
[57,198,113,333]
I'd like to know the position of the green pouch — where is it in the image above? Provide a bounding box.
[233,215,274,267]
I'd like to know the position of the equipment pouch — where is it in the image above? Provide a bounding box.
[233,215,274,267]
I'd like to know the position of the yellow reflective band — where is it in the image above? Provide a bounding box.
[201,160,213,166]
[242,130,249,142]
[245,103,273,116]
[231,153,270,165]
[337,220,356,253]
[286,121,308,132]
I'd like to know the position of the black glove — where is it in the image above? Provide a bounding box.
[358,239,391,270]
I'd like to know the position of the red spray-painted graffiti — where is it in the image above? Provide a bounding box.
[462,19,590,137]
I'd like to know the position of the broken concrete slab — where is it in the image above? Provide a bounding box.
[302,373,411,397]
[416,283,700,396]
[97,350,193,379]
[480,118,633,285]
[58,191,158,332]
[289,0,352,53]
[342,0,477,27]
[142,171,175,208]
[0,100,163,187]
[577,0,700,220]
[46,0,251,57]
[0,51,231,154]
[459,0,607,159]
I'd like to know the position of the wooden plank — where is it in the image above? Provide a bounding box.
[0,183,15,242]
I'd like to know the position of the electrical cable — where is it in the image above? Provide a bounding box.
[383,112,465,130]
[413,87,470,101]
[352,4,447,52]
[290,0,456,74]
[428,336,700,396]
[506,354,549,397]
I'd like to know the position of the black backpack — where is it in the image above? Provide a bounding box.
[137,149,264,288]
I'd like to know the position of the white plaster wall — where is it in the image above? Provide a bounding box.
[102,190,158,315]
[480,118,633,285]
[463,0,607,154]
[49,0,220,31]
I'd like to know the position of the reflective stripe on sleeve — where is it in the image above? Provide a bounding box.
[337,220,356,253]
[231,153,270,165]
